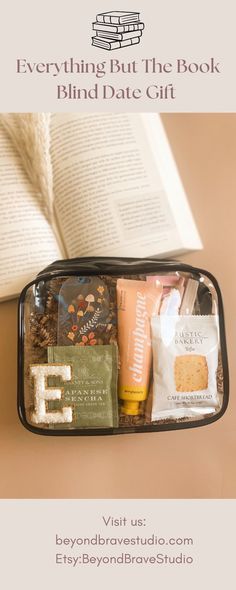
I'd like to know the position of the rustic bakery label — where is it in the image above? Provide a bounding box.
[175,330,208,350]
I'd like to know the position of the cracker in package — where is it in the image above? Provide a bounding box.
[151,315,220,420]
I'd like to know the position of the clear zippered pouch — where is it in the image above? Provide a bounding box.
[18,257,229,435]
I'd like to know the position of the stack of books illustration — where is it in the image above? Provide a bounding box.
[92,11,144,50]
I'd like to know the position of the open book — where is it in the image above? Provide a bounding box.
[0,113,202,300]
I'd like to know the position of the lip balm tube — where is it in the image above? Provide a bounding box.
[116,278,162,415]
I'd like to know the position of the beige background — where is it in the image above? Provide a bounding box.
[0,114,235,499]
[1,1,235,112]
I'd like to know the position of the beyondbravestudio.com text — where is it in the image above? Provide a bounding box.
[55,514,195,567]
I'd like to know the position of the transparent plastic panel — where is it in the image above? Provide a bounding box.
[20,270,225,433]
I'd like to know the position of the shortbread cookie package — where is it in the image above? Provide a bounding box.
[18,257,229,435]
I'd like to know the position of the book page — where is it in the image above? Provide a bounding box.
[50,113,201,259]
[141,114,202,250]
[0,123,63,300]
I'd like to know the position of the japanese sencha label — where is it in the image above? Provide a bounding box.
[47,344,118,428]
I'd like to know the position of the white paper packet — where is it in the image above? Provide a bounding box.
[151,315,220,420]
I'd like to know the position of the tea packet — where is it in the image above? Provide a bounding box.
[151,315,220,420]
[57,276,117,346]
[47,344,118,428]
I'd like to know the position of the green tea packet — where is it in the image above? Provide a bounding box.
[47,345,118,428]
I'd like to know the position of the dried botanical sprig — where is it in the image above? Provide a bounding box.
[30,279,64,349]
[0,113,54,223]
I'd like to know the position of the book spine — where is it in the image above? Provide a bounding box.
[120,36,140,47]
[104,16,119,24]
[97,13,140,25]
[92,22,144,33]
[92,35,140,49]
[92,38,120,50]
[119,13,140,24]
[96,15,116,24]
[97,30,142,41]
[128,22,144,31]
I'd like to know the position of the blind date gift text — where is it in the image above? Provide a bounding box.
[57,83,176,100]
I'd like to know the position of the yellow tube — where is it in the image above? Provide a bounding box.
[117,278,162,415]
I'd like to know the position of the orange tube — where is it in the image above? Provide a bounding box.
[117,278,162,415]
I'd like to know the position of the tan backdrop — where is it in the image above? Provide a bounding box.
[0,114,235,499]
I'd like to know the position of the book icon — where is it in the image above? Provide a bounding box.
[92,11,145,50]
